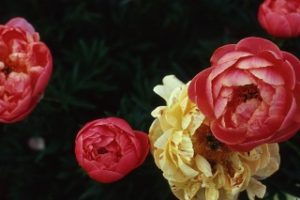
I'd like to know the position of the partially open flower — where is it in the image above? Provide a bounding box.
[75,117,149,183]
[258,0,300,38]
[0,17,52,123]
[149,75,280,200]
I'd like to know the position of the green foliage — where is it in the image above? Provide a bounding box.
[0,0,299,199]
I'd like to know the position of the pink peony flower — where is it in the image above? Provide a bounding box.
[0,17,52,123]
[258,0,300,38]
[188,37,300,151]
[75,117,149,183]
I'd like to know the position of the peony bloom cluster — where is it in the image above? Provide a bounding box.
[0,17,52,123]
[258,0,300,38]
[149,75,280,200]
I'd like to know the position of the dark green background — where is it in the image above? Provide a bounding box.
[0,0,299,199]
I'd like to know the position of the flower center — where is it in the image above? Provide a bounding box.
[227,84,261,109]
[97,147,108,154]
[192,123,230,165]
[192,124,242,179]
[235,84,261,102]
[0,55,28,76]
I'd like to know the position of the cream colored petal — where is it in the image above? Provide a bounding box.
[159,114,172,131]
[195,155,213,177]
[167,87,181,106]
[188,111,205,135]
[186,182,201,200]
[151,106,165,117]
[218,189,239,200]
[212,164,226,188]
[182,113,192,130]
[205,187,219,200]
[246,178,266,200]
[255,144,280,179]
[163,75,184,90]
[161,150,186,182]
[149,119,164,149]
[178,157,199,178]
[165,112,179,127]
[153,75,183,102]
[170,180,201,200]
[172,131,183,145]
[256,145,270,170]
[180,96,189,114]
[153,129,172,149]
[153,149,163,168]
[179,135,194,160]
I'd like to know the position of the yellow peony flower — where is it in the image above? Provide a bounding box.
[149,75,280,200]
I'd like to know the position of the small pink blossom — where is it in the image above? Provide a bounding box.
[75,117,149,183]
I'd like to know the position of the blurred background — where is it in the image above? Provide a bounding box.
[0,0,299,199]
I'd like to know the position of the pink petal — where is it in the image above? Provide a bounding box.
[273,61,296,90]
[214,96,228,119]
[212,77,233,99]
[0,91,32,123]
[294,83,300,123]
[29,43,53,97]
[269,86,288,116]
[250,68,284,85]
[271,121,300,142]
[264,13,292,37]
[210,44,236,65]
[116,150,138,174]
[217,51,252,65]
[248,115,282,140]
[211,120,247,145]
[235,99,261,124]
[134,130,150,166]
[285,13,300,37]
[221,69,254,87]
[258,82,275,105]
[279,96,297,131]
[235,56,272,69]
[236,37,282,57]
[5,17,35,34]
[228,116,283,152]
[258,5,269,32]
[228,136,271,152]
[4,92,32,121]
[1,28,27,44]
[283,51,300,82]
[89,169,124,183]
[188,67,215,118]
[75,135,84,161]
[209,59,237,80]
[92,117,135,136]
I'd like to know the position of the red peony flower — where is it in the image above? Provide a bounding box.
[0,17,52,123]
[258,0,300,38]
[75,117,149,183]
[188,37,300,151]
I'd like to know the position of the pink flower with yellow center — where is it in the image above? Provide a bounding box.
[0,17,52,123]
[150,75,280,200]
